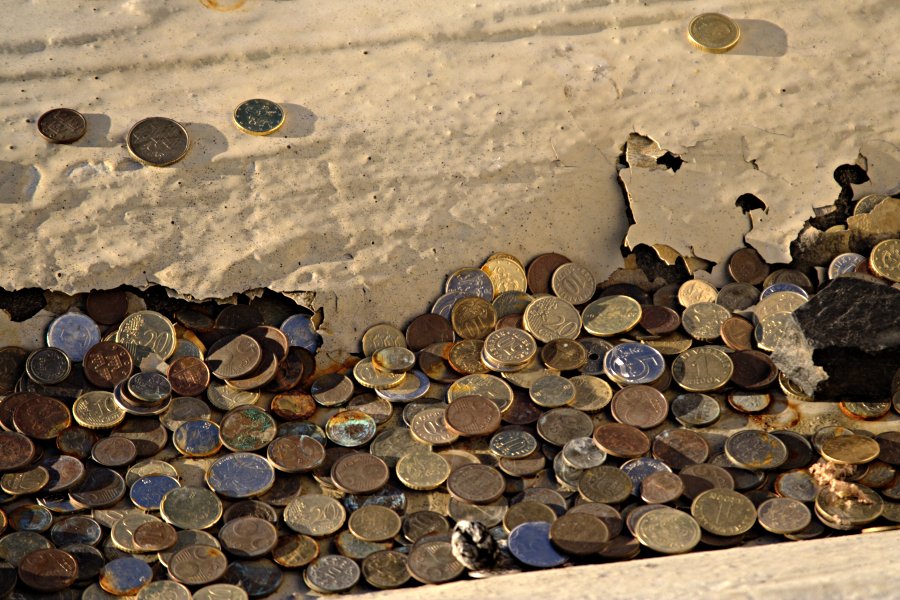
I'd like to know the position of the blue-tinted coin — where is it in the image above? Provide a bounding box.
[603,343,665,385]
[431,292,467,320]
[445,268,493,301]
[507,521,568,568]
[206,453,276,499]
[620,457,672,496]
[174,420,222,457]
[46,312,101,363]
[375,370,430,402]
[100,556,153,596]
[127,371,172,404]
[280,315,320,353]
[129,475,181,511]
[760,283,809,300]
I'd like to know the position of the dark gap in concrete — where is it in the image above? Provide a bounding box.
[615,139,637,258]
[656,151,683,172]
[806,163,869,231]
[0,287,46,321]
[631,244,691,285]
[735,193,767,214]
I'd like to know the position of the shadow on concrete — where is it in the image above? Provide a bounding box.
[76,113,116,148]
[731,20,788,57]
[279,103,317,138]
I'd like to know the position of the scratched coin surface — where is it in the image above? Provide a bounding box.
[724,430,788,470]
[396,451,451,490]
[18,548,78,591]
[37,107,86,143]
[691,488,756,536]
[126,116,190,166]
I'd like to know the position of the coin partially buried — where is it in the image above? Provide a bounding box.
[233,99,286,136]
[126,117,190,167]
[37,107,86,143]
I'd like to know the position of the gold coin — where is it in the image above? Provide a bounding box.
[677,280,718,307]
[551,262,596,305]
[0,466,49,495]
[232,99,285,136]
[362,324,407,357]
[396,451,451,490]
[481,257,527,296]
[687,13,741,53]
[871,239,900,282]
[284,494,346,537]
[451,297,496,340]
[348,505,403,542]
[447,374,514,412]
[581,295,642,336]
[410,407,458,445]
[681,302,731,342]
[754,312,797,352]
[671,347,733,392]
[821,435,881,465]
[634,507,701,554]
[353,357,405,389]
[116,310,177,363]
[371,346,416,374]
[523,296,582,343]
[73,391,126,429]
[482,328,537,370]
[568,375,612,412]
[447,340,489,375]
[207,380,260,411]
[529,375,576,408]
[690,489,756,536]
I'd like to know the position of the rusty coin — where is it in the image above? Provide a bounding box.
[0,347,28,393]
[18,548,78,592]
[0,431,36,472]
[14,395,71,439]
[267,435,325,473]
[652,428,710,469]
[219,406,277,452]
[271,392,317,421]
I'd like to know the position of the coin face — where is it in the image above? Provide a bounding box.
[582,295,642,336]
[687,13,741,53]
[233,99,285,135]
[169,545,228,586]
[508,521,569,567]
[362,549,410,590]
[46,312,101,362]
[206,453,275,499]
[634,507,701,554]
[284,494,345,536]
[724,430,788,470]
[116,311,177,363]
[407,539,464,584]
[671,346,733,392]
[126,117,190,167]
[19,548,78,592]
[523,296,581,342]
[604,343,665,385]
[551,262,596,305]
[870,239,900,282]
[37,108,86,143]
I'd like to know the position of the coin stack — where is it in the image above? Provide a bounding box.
[0,235,897,597]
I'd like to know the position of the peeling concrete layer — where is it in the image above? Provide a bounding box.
[1,0,899,352]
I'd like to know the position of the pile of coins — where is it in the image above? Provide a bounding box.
[0,237,898,598]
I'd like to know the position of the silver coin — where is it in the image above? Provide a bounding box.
[46,313,101,362]
[280,314,320,352]
[305,554,361,593]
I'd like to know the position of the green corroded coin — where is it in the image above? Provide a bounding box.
[233,99,285,136]
[206,452,276,498]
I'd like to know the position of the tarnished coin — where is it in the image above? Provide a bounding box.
[446,267,494,300]
[284,494,346,536]
[562,437,606,469]
[690,488,756,536]
[451,297,496,340]
[233,99,285,135]
[728,247,770,284]
[167,357,210,397]
[727,391,771,414]
[530,374,576,408]
[206,452,275,499]
[270,392,316,421]
[870,239,900,282]
[19,548,78,592]
[25,347,71,385]
[14,394,70,439]
[681,302,731,342]
[267,435,325,473]
[0,531,53,566]
[582,296,642,337]
[447,463,505,504]
[100,557,152,596]
[92,436,137,467]
[0,431,36,472]
[640,471,685,504]
[362,550,410,590]
[540,339,587,371]
[372,346,416,374]
[508,521,568,568]
[578,465,633,504]
[536,407,593,446]
[0,465,48,495]
[821,435,881,465]
[219,406,276,452]
[305,554,360,594]
[132,520,178,552]
[223,559,283,597]
[326,409,377,447]
[634,507,701,554]
[331,452,389,494]
[407,539,464,584]
[46,312,101,362]
[489,429,538,458]
[652,428,709,469]
[724,430,788,470]
[523,296,582,343]
[757,497,811,535]
[348,505,403,542]
[671,346,733,392]
[396,451,451,491]
[173,419,222,457]
[687,12,740,53]
[448,373,514,412]
[8,504,53,533]
[311,373,354,406]
[754,311,799,351]
[137,580,192,600]
[127,372,171,404]
[116,311,177,363]
[126,117,190,167]
[219,517,278,558]
[610,385,668,429]
[549,512,609,555]
[130,475,180,511]
[593,423,650,459]
[37,107,86,143]
[639,305,681,336]
[569,375,612,412]
[208,334,262,380]
[169,545,229,586]
[729,350,778,390]
[816,484,883,528]
[444,395,500,438]
[670,393,721,427]
[272,534,319,568]
[50,516,102,547]
[410,407,457,445]
[406,314,455,352]
[840,400,891,421]
[83,341,134,389]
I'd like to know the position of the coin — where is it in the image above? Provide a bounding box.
[681,302,731,342]
[218,516,278,558]
[444,395,500,437]
[508,521,568,568]
[165,356,209,397]
[582,296,642,337]
[652,428,709,469]
[194,584,248,600]
[83,343,133,390]
[331,452,389,494]
[46,312,101,362]
[716,282,760,312]
[536,406,593,446]
[372,346,416,374]
[14,394,70,439]
[362,324,407,356]
[92,436,137,468]
[169,545,229,586]
[406,314,455,351]
[489,429,538,458]
[50,516,102,547]
[551,262,595,305]
[690,488,756,536]
[634,507,701,554]
[25,347,71,384]
[610,385,668,429]
[326,409,377,447]
[407,539,464,584]
[219,406,276,452]
[604,343,665,385]
[37,107,87,143]
[18,548,78,592]
[448,340,489,374]
[756,497,811,534]
[592,423,650,459]
[126,117,190,167]
[821,434,881,465]
[205,452,275,499]
[728,247,769,284]
[567,374,612,413]
[270,391,316,421]
[233,99,285,135]
[0,465,48,496]
[503,500,557,533]
[578,465,633,504]
[447,464,505,504]
[727,391,771,414]
[529,375,575,408]
[272,534,318,568]
[131,520,178,552]
[348,505,403,542]
[671,346,733,392]
[870,239,900,282]
[284,494,346,536]
[523,296,582,342]
[670,392,720,427]
[724,430,788,470]
[639,304,680,335]
[687,13,740,53]
[130,475,181,511]
[677,279,718,307]
[304,554,359,593]
[640,471,685,504]
[362,549,410,590]
[116,311,177,363]
[354,357,406,389]
[137,580,192,600]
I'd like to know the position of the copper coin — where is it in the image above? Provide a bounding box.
[729,350,778,390]
[133,520,178,552]
[85,289,129,325]
[43,455,86,493]
[268,346,315,392]
[207,334,262,380]
[451,297,496,340]
[91,436,137,467]
[82,341,133,389]
[0,392,36,431]
[0,347,28,393]
[405,314,454,352]
[167,357,211,396]
[331,452,389,494]
[169,545,228,586]
[728,247,770,285]
[445,395,501,437]
[592,423,650,458]
[37,108,86,144]
[447,463,505,504]
[219,517,279,558]
[56,425,100,459]
[541,339,588,371]
[720,316,754,351]
[270,392,317,421]
[13,395,70,439]
[639,305,681,335]
[652,429,710,469]
[267,435,325,473]
[610,385,668,429]
[0,431,35,472]
[549,512,609,555]
[527,253,571,294]
[18,548,78,592]
[640,470,685,504]
[407,539,464,584]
